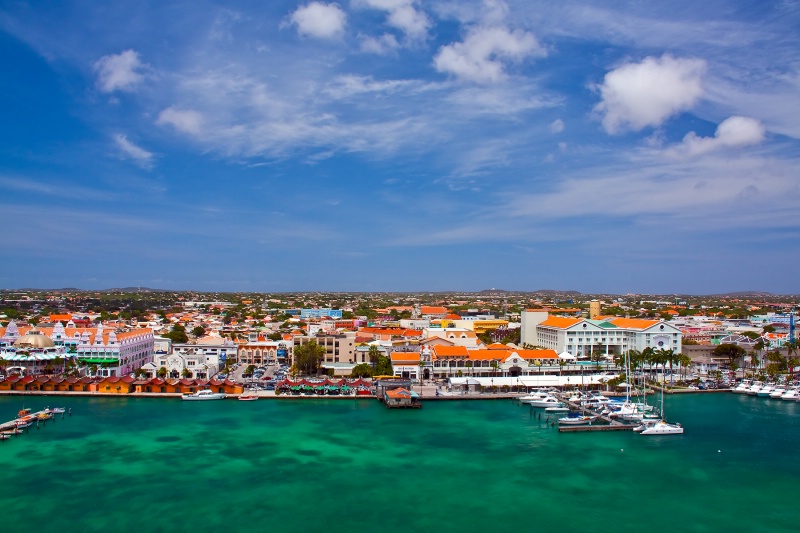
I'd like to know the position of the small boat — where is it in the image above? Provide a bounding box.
[47,407,66,414]
[238,392,259,401]
[544,405,570,413]
[37,412,53,421]
[15,417,34,428]
[0,434,8,441]
[633,419,661,433]
[17,408,31,418]
[181,389,226,401]
[558,414,598,426]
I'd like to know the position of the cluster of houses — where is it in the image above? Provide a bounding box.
[2,300,796,382]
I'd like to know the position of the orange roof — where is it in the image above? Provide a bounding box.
[486,343,509,350]
[515,349,559,360]
[608,318,661,330]
[431,345,470,358]
[421,306,448,314]
[390,352,421,363]
[49,314,72,322]
[444,314,461,320]
[539,316,582,329]
[385,387,413,399]
[466,349,507,361]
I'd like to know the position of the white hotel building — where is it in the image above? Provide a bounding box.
[521,310,682,357]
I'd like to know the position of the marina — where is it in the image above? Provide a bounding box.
[1,393,798,532]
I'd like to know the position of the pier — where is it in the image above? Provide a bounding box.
[551,391,639,433]
[0,407,69,440]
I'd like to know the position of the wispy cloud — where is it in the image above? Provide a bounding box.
[114,134,154,169]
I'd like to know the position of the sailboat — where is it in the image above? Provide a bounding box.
[639,382,683,436]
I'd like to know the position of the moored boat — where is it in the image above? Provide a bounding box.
[640,420,684,435]
[238,391,259,401]
[181,389,226,401]
[558,413,598,426]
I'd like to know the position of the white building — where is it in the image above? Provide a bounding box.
[522,311,681,357]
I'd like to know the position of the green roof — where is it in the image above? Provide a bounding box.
[586,319,618,329]
[78,357,119,364]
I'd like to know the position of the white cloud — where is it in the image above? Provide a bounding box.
[354,0,430,41]
[594,54,706,134]
[358,32,400,54]
[668,116,766,157]
[93,49,147,93]
[549,119,565,133]
[156,107,204,135]
[434,26,545,83]
[114,134,154,168]
[287,2,347,39]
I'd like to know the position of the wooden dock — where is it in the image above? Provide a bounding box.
[0,407,70,438]
[552,392,638,433]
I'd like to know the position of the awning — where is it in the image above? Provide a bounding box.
[79,358,119,364]
[558,352,576,360]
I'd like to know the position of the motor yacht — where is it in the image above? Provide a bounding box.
[527,396,564,408]
[746,381,763,395]
[769,387,786,399]
[756,384,776,397]
[781,387,799,400]
[181,389,226,401]
[731,380,752,393]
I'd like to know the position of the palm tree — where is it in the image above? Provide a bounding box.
[465,360,473,377]
[368,345,380,367]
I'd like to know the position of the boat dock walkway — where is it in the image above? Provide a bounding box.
[551,392,639,433]
[0,407,70,439]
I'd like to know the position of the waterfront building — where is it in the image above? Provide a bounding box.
[296,332,357,375]
[237,335,292,366]
[0,320,153,377]
[423,344,559,379]
[521,311,682,357]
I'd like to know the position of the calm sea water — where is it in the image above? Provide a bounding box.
[1,393,798,532]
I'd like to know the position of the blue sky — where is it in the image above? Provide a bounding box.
[1,0,799,294]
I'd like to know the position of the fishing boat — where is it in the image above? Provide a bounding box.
[181,389,226,401]
[527,396,564,408]
[46,407,66,414]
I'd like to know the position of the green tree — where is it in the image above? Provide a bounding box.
[294,340,325,375]
[350,363,374,378]
[165,324,188,344]
[374,354,393,376]
[191,325,205,338]
[157,366,168,379]
[712,343,746,370]
[368,345,381,367]
[181,368,193,379]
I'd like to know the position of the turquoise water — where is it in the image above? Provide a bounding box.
[1,393,799,532]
